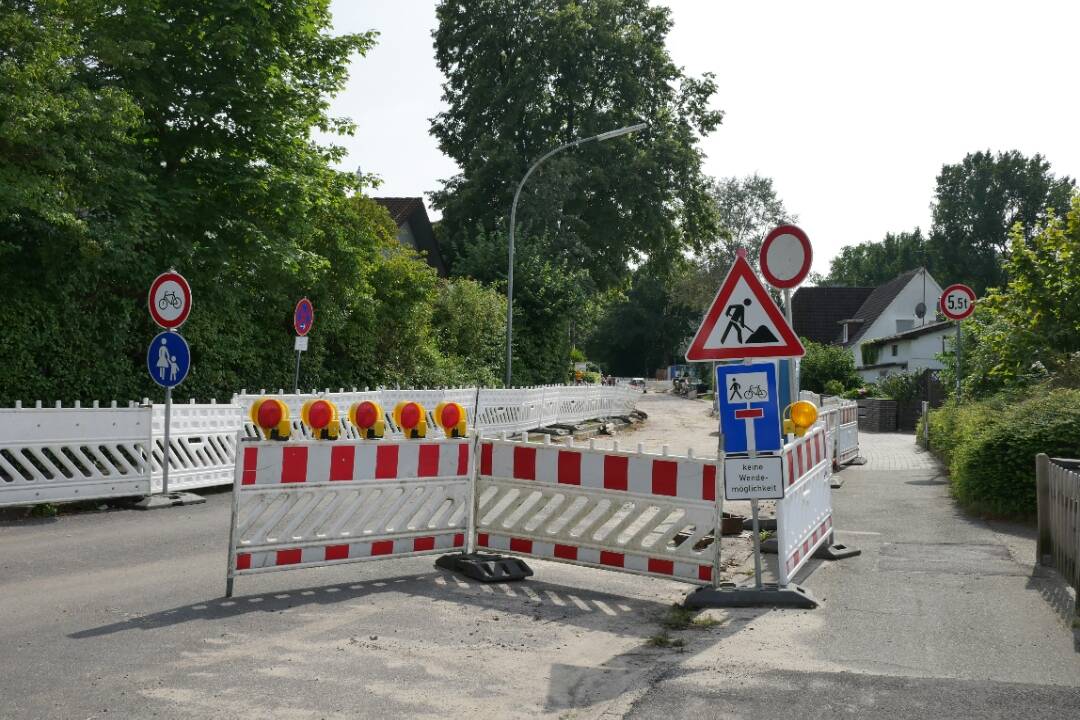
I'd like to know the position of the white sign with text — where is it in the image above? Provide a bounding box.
[724,455,784,500]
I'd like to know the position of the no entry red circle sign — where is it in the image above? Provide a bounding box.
[760,225,812,289]
[148,270,192,329]
[940,283,976,320]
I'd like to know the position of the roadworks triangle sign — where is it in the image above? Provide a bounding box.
[686,255,805,361]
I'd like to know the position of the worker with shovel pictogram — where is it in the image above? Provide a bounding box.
[721,299,779,345]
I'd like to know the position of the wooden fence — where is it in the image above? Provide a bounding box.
[1036,454,1080,619]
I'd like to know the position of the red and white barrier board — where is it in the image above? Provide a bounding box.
[776,426,833,584]
[475,438,717,585]
[226,437,471,594]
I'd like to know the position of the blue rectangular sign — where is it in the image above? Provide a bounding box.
[716,361,782,454]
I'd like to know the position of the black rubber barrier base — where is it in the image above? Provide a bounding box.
[830,474,845,489]
[683,582,818,609]
[435,552,533,583]
[814,543,861,560]
[759,539,860,561]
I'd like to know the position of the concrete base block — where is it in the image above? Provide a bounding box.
[133,492,206,510]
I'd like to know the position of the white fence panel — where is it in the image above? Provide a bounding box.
[0,404,152,506]
[476,436,717,585]
[776,427,833,584]
[151,402,241,492]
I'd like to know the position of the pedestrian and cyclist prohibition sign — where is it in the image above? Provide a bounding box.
[147,331,190,388]
[685,255,805,361]
[294,298,314,336]
[148,271,192,329]
[760,224,812,289]
[940,283,976,321]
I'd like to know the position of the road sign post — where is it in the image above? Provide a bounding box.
[139,270,203,509]
[939,284,976,400]
[759,225,813,429]
[293,298,314,394]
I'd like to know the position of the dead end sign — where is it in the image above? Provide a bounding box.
[685,255,805,361]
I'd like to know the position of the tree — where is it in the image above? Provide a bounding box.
[430,0,723,288]
[799,340,860,393]
[681,174,796,309]
[928,150,1075,294]
[587,262,700,377]
[825,229,929,287]
[957,194,1080,397]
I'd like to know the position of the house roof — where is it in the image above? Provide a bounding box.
[374,197,424,226]
[791,286,874,344]
[372,197,447,277]
[842,268,925,345]
[862,319,952,346]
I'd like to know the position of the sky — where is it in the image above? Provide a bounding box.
[327,0,1080,276]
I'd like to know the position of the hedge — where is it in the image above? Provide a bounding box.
[922,388,1080,515]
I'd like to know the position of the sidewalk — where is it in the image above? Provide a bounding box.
[625,429,1080,718]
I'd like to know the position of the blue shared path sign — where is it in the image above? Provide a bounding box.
[716,361,782,454]
[147,331,190,388]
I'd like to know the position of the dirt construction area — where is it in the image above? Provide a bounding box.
[2,393,1079,719]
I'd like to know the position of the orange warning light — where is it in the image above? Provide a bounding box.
[434,401,467,438]
[348,400,385,439]
[250,397,291,441]
[301,398,340,440]
[393,401,428,439]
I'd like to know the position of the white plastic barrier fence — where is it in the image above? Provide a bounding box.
[776,427,833,584]
[474,435,717,585]
[150,401,240,492]
[226,436,471,595]
[834,400,859,465]
[1,386,637,507]
[0,403,151,506]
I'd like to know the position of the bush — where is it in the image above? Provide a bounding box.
[876,371,920,400]
[823,379,846,397]
[925,387,1080,515]
[799,340,860,393]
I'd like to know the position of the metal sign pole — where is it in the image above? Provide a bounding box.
[783,288,798,405]
[955,322,962,400]
[293,349,302,395]
[162,384,172,496]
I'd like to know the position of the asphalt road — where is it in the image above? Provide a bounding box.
[1,394,1078,719]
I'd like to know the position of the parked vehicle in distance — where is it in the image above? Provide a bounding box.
[629,378,647,392]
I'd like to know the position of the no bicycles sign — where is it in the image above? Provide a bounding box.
[148,270,192,329]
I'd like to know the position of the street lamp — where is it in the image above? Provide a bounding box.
[504,122,648,386]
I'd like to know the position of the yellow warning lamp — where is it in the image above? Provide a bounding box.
[250,397,291,441]
[348,400,386,439]
[783,400,819,437]
[393,401,428,439]
[434,401,467,438]
[301,398,340,440]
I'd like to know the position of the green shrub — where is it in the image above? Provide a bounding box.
[929,388,1080,516]
[877,371,920,400]
[823,379,846,397]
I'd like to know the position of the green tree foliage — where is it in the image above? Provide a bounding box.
[955,195,1080,397]
[453,229,589,384]
[681,175,796,309]
[928,150,1075,294]
[587,263,700,377]
[798,340,860,393]
[824,230,928,287]
[430,0,722,287]
[0,1,504,403]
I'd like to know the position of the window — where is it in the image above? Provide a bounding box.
[841,323,849,343]
[896,319,914,332]
[891,344,898,357]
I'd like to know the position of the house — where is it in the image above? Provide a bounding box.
[373,197,447,277]
[793,268,954,382]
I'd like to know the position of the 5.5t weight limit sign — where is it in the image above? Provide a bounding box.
[940,283,976,320]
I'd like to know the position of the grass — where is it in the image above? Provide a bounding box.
[660,603,725,631]
[646,631,686,649]
[759,530,774,542]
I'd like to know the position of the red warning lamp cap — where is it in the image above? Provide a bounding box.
[308,400,332,429]
[400,402,421,429]
[256,400,282,429]
[355,401,378,428]
[440,403,461,429]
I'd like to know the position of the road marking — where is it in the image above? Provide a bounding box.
[836,529,881,536]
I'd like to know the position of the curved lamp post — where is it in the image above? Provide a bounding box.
[505,122,647,386]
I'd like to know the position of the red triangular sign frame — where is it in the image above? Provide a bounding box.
[685,255,805,361]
